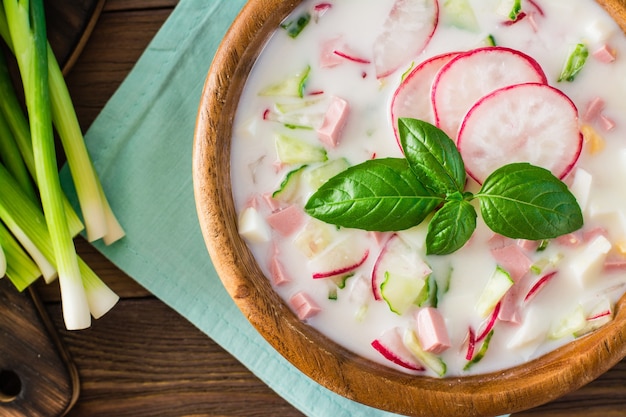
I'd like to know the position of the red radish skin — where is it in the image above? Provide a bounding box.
[312,249,369,279]
[524,271,558,303]
[373,0,439,79]
[457,82,582,184]
[390,52,459,149]
[371,328,426,371]
[431,47,548,141]
[476,302,501,343]
[371,234,431,301]
[465,327,476,361]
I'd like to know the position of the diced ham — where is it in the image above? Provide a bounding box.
[498,285,523,324]
[487,233,514,249]
[582,96,605,122]
[262,192,282,212]
[266,204,305,236]
[289,291,321,320]
[555,232,583,247]
[603,255,626,271]
[414,307,450,354]
[320,37,346,68]
[592,44,617,63]
[582,227,608,242]
[490,243,533,282]
[269,246,291,286]
[317,96,349,147]
[600,114,616,131]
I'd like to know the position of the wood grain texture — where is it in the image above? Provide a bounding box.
[30,1,626,416]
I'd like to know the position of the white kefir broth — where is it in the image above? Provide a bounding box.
[230,0,626,376]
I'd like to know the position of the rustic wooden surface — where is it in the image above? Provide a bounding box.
[14,0,626,416]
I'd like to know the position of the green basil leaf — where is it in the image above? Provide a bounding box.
[398,118,466,196]
[477,163,583,239]
[426,200,477,255]
[305,158,443,231]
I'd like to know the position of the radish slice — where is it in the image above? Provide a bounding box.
[431,46,547,141]
[373,0,439,79]
[457,82,582,184]
[371,234,431,301]
[390,52,459,148]
[371,327,426,371]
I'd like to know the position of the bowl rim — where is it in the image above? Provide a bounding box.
[192,1,626,415]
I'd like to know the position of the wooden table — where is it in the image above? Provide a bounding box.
[32,1,626,416]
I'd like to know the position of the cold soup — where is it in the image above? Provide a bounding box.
[230,0,626,377]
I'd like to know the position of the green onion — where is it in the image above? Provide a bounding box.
[0,42,84,236]
[0,161,118,325]
[0,234,5,278]
[3,0,90,330]
[0,221,41,291]
[47,42,125,243]
[0,107,36,200]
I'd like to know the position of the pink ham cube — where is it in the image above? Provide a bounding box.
[317,96,349,147]
[289,291,321,320]
[414,307,450,354]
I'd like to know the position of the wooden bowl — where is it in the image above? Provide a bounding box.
[192,1,626,415]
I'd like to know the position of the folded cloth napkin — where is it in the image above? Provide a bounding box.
[59,1,402,416]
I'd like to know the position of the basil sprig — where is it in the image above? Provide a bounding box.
[304,118,583,255]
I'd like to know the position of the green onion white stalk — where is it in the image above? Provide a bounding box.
[0,161,118,325]
[4,0,90,330]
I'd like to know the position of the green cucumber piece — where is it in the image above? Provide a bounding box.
[443,0,480,32]
[381,271,426,315]
[259,65,311,98]
[403,329,447,377]
[306,158,351,189]
[273,164,308,203]
[475,266,513,318]
[275,134,328,165]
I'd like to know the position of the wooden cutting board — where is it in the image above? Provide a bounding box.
[0,1,104,416]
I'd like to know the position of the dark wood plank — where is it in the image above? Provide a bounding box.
[0,279,78,417]
[45,297,304,417]
[45,0,106,75]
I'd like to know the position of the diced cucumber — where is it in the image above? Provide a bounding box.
[558,43,589,83]
[483,34,497,47]
[272,164,308,203]
[475,266,513,318]
[381,271,426,315]
[549,305,587,339]
[275,134,328,165]
[275,98,323,113]
[419,274,439,308]
[265,108,323,130]
[403,329,447,377]
[259,65,311,98]
[306,158,351,189]
[496,0,522,20]
[280,11,311,38]
[443,0,480,32]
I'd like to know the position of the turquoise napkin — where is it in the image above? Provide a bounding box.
[60,1,403,416]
